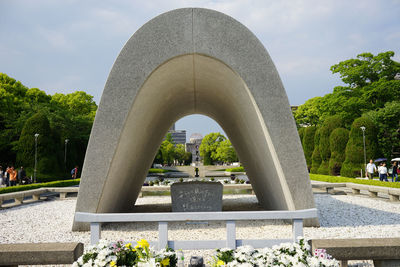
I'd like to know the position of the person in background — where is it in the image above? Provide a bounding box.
[18,166,27,184]
[366,159,377,180]
[71,166,78,179]
[4,166,10,187]
[391,162,398,182]
[7,166,17,186]
[378,162,388,182]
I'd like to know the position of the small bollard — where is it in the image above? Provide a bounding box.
[189,256,204,267]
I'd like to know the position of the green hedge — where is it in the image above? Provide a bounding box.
[329,128,349,175]
[225,167,245,172]
[310,128,321,173]
[0,179,80,194]
[148,168,168,173]
[310,174,400,188]
[303,126,316,171]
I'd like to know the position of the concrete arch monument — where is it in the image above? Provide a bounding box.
[73,8,317,230]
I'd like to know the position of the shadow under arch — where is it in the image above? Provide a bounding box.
[73,8,316,230]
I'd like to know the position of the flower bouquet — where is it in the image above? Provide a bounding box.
[73,239,177,267]
[211,239,339,267]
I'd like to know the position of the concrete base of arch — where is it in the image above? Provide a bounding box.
[73,8,318,231]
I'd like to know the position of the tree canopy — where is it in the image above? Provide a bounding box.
[0,73,97,180]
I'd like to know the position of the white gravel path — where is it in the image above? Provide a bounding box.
[1,193,399,266]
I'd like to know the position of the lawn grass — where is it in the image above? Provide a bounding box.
[310,173,400,188]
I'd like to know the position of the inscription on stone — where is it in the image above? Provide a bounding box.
[171,181,223,212]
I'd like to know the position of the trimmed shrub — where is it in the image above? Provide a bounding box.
[310,174,400,189]
[310,128,321,173]
[341,117,378,177]
[318,116,343,174]
[329,128,349,175]
[303,126,316,171]
[225,166,245,172]
[298,127,305,145]
[16,112,61,174]
[0,179,80,194]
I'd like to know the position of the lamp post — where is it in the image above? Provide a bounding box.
[360,126,366,177]
[64,139,69,169]
[34,133,39,183]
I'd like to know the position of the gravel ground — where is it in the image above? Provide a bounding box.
[1,193,399,266]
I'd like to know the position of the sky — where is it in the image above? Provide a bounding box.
[1,0,399,140]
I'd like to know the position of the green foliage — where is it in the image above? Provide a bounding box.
[148,168,168,173]
[16,112,60,173]
[199,133,226,165]
[294,51,400,128]
[298,127,305,143]
[215,139,238,163]
[0,179,80,194]
[310,128,321,173]
[317,116,343,174]
[329,128,349,175]
[225,166,245,172]
[310,174,400,188]
[0,73,97,176]
[364,101,400,159]
[341,117,378,177]
[302,126,316,171]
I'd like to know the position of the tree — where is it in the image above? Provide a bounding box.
[302,126,316,171]
[328,128,349,175]
[174,144,186,165]
[15,112,60,175]
[310,128,321,174]
[364,101,400,159]
[160,139,175,165]
[199,133,226,165]
[317,116,343,174]
[215,139,238,164]
[341,117,378,178]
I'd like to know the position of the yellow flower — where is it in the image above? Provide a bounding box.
[110,261,117,267]
[125,243,132,248]
[136,239,150,249]
[131,248,136,252]
[217,260,225,266]
[160,258,170,266]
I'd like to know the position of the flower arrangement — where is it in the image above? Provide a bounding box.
[73,239,177,267]
[211,239,339,267]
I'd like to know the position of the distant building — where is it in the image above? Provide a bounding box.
[164,123,186,145]
[186,133,203,163]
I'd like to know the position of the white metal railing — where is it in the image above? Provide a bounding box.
[75,208,318,250]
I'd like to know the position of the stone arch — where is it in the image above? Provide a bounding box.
[73,8,317,230]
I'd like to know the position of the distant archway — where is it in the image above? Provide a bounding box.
[73,8,317,230]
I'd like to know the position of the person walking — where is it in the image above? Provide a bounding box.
[378,162,388,182]
[7,166,17,186]
[71,166,78,179]
[17,166,27,184]
[366,159,377,180]
[391,162,398,182]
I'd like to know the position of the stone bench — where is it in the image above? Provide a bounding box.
[346,183,400,201]
[311,238,400,267]
[0,187,78,207]
[0,242,83,266]
[0,188,48,206]
[46,187,79,199]
[311,183,347,193]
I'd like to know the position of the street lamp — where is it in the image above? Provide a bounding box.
[34,133,39,183]
[64,139,69,168]
[360,126,366,177]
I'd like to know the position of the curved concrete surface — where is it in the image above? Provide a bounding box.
[73,8,317,230]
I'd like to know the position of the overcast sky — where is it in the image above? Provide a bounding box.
[1,0,399,140]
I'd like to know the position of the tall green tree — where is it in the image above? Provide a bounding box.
[199,133,226,165]
[302,126,317,171]
[329,128,349,175]
[341,117,378,177]
[317,116,343,174]
[215,139,238,163]
[310,128,322,174]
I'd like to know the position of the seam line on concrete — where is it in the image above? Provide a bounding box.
[192,9,197,112]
